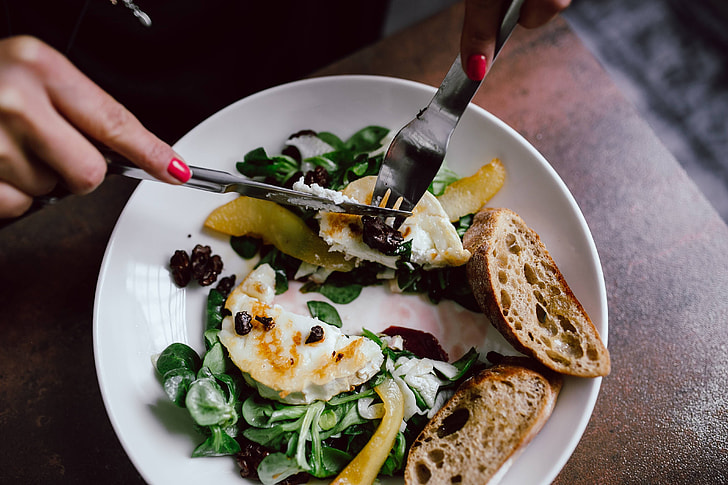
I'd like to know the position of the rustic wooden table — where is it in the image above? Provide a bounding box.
[1,2,726,483]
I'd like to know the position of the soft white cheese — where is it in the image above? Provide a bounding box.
[318,176,471,269]
[292,177,359,205]
[218,264,384,404]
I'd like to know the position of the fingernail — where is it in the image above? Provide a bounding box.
[466,54,488,81]
[167,157,191,183]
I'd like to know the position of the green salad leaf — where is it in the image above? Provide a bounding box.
[307,300,343,327]
[192,425,240,457]
[236,147,300,185]
[230,235,262,259]
[428,162,460,196]
[257,453,303,485]
[205,288,226,332]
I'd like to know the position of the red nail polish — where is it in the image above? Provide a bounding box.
[466,54,487,81]
[167,158,191,183]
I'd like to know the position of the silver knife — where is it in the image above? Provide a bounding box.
[104,152,412,218]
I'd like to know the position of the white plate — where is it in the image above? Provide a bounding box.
[94,75,606,485]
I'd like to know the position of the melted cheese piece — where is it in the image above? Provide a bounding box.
[318,176,471,269]
[218,264,384,404]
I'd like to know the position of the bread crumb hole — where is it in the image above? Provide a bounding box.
[451,475,462,484]
[536,303,547,323]
[506,233,521,254]
[587,344,599,360]
[558,316,577,333]
[500,289,511,311]
[416,463,432,483]
[498,270,508,284]
[524,263,538,285]
[562,333,584,358]
[546,349,571,366]
[428,449,445,467]
[437,407,470,438]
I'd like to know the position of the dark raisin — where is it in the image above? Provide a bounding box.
[282,145,302,163]
[303,165,331,187]
[215,274,236,297]
[255,315,275,330]
[235,437,269,479]
[197,254,222,286]
[190,244,211,278]
[283,171,303,189]
[235,311,252,335]
[235,437,309,484]
[305,325,324,344]
[190,244,223,286]
[170,250,191,287]
[361,215,404,255]
[287,129,318,139]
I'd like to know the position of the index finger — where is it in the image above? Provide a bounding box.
[16,37,191,184]
[460,0,508,81]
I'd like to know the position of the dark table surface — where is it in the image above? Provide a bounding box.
[2,2,727,483]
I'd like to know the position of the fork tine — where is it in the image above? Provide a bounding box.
[372,115,448,228]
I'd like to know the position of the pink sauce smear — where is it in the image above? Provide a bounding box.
[274,282,490,361]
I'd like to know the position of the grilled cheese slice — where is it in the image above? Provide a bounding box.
[318,176,470,269]
[218,264,384,404]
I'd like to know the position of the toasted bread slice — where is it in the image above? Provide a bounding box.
[404,356,562,485]
[463,208,610,377]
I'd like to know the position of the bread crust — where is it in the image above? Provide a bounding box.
[463,208,610,377]
[404,358,562,485]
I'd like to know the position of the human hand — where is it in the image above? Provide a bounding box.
[460,0,571,80]
[0,36,192,218]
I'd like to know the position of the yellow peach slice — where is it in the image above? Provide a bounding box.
[437,159,506,222]
[204,196,354,272]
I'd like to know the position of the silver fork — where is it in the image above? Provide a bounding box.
[371,0,524,227]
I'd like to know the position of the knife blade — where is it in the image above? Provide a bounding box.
[104,152,412,218]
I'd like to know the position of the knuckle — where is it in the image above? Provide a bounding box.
[2,200,32,219]
[72,159,107,194]
[141,142,169,171]
[31,172,58,197]
[96,98,137,142]
[0,38,49,118]
[0,83,28,117]
[0,35,47,69]
[0,185,32,219]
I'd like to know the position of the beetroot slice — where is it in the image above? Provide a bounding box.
[382,326,449,362]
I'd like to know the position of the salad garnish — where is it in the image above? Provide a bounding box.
[155,126,504,483]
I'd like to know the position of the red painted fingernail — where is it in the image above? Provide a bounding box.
[167,157,191,183]
[466,54,487,81]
